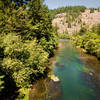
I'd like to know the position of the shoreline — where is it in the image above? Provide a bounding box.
[77,47,100,93]
[29,42,62,100]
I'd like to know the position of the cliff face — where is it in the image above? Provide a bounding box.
[52,10,100,34]
[52,13,67,33]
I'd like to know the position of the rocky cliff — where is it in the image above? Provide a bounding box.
[52,10,100,34]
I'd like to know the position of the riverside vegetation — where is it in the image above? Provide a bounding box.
[71,24,100,59]
[0,0,58,99]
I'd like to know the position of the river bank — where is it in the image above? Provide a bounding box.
[77,48,100,94]
[29,40,62,100]
[29,78,61,100]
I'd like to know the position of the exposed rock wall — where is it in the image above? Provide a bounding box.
[52,13,67,33]
[52,10,100,34]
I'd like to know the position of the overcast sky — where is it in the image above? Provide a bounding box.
[44,0,100,9]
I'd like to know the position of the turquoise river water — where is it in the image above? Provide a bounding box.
[30,40,100,100]
[53,40,100,100]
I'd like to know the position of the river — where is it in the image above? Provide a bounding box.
[30,40,100,100]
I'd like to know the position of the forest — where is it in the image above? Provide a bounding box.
[0,0,58,99]
[50,6,86,18]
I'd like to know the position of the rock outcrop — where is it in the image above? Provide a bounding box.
[52,13,67,33]
[52,10,100,34]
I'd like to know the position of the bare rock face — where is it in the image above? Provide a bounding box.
[80,10,100,28]
[52,10,100,34]
[52,13,67,34]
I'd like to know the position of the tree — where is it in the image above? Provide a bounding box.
[79,26,88,36]
[0,0,58,98]
[0,2,38,41]
[91,24,100,35]
[0,33,49,87]
[90,8,95,13]
[28,0,58,54]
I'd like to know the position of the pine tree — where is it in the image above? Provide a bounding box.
[28,0,58,54]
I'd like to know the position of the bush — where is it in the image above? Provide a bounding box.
[90,8,95,13]
[78,26,88,36]
[92,24,100,35]
[72,30,100,59]
[58,34,70,39]
[58,29,70,39]
[0,33,49,87]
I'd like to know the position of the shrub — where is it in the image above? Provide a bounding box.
[0,33,49,87]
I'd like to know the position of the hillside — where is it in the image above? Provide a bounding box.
[52,9,100,34]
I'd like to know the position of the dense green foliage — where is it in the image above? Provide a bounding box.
[58,29,70,39]
[71,24,100,59]
[0,33,49,87]
[58,34,70,39]
[92,24,100,35]
[0,0,58,99]
[50,6,86,18]
[90,8,95,13]
[77,26,88,36]
[90,8,100,13]
[50,6,86,25]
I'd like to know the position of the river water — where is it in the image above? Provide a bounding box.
[30,40,100,100]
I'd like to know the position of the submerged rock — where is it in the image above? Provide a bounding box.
[89,72,93,76]
[55,62,64,67]
[48,74,60,82]
[51,76,60,82]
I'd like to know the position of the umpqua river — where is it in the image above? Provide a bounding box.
[30,40,100,100]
